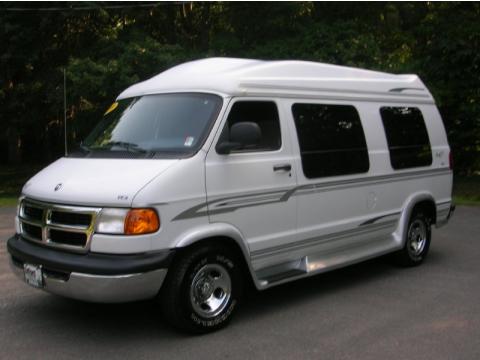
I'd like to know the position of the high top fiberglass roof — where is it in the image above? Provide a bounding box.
[117,57,433,104]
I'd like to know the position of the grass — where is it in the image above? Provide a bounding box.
[0,196,18,207]
[453,175,480,206]
[0,164,479,207]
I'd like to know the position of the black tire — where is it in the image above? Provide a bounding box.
[159,243,244,334]
[394,210,431,266]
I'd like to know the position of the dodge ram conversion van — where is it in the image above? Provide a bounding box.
[8,58,454,333]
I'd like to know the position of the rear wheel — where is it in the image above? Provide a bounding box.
[159,243,244,333]
[395,211,431,266]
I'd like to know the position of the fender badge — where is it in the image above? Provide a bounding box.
[54,183,63,191]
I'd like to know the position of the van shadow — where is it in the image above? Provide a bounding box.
[244,247,445,319]
[241,255,397,318]
[23,252,440,341]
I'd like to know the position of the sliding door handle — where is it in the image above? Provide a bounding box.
[273,164,292,172]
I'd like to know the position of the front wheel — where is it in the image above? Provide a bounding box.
[159,244,244,333]
[394,211,431,266]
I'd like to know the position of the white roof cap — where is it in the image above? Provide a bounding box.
[117,57,433,103]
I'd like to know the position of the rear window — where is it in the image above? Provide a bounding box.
[380,107,432,169]
[292,103,369,178]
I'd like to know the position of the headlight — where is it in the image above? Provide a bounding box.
[96,208,129,234]
[96,208,160,235]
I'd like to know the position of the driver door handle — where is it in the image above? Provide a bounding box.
[273,164,292,172]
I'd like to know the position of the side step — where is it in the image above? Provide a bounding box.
[256,258,308,286]
[255,236,398,288]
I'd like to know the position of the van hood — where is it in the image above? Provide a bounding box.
[22,157,179,207]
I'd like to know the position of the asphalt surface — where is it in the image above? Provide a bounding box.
[1,206,479,360]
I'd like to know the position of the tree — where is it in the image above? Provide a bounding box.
[1,2,479,173]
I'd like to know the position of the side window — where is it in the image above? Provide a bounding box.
[380,107,432,170]
[292,103,369,178]
[218,101,281,152]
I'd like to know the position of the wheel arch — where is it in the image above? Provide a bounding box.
[173,223,260,289]
[396,192,436,247]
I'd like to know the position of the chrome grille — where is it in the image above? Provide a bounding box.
[18,198,101,252]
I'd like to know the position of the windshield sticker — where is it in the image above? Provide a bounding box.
[184,136,194,147]
[104,102,119,115]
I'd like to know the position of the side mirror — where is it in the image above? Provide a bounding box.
[217,122,262,155]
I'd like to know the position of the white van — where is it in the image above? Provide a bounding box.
[8,58,455,333]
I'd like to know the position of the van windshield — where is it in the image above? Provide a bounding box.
[76,93,222,158]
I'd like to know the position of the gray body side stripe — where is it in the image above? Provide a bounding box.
[251,220,398,260]
[172,188,292,220]
[295,168,450,196]
[172,168,451,221]
[359,212,401,226]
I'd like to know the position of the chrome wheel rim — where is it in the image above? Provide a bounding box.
[190,263,231,318]
[407,219,427,257]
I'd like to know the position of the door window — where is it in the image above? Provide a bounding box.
[217,101,281,153]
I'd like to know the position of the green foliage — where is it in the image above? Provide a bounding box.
[0,164,45,199]
[65,35,188,140]
[1,2,479,174]
[412,3,480,174]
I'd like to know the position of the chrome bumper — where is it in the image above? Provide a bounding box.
[9,258,167,303]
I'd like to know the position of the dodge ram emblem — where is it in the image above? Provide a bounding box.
[54,183,63,191]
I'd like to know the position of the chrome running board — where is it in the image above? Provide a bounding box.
[255,236,400,288]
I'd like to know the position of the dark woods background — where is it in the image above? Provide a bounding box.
[1,2,479,174]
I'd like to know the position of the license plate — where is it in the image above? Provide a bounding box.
[24,263,44,288]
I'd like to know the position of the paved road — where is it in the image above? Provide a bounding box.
[1,206,479,360]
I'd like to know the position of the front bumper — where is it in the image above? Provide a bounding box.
[7,235,174,303]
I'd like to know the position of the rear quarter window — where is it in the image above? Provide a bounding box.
[380,107,432,170]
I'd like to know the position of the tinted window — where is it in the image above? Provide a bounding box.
[218,101,281,152]
[292,104,369,178]
[380,107,432,169]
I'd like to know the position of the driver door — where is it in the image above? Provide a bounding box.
[205,99,297,269]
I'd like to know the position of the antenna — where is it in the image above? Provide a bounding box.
[63,68,67,156]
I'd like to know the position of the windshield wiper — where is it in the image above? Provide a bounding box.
[102,141,147,153]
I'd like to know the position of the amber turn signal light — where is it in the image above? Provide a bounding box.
[124,208,160,235]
